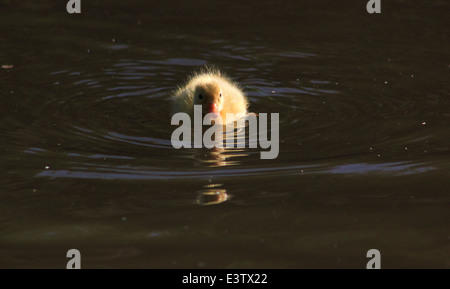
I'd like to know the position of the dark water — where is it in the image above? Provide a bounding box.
[1,0,449,268]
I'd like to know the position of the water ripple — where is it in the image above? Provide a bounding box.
[36,161,435,180]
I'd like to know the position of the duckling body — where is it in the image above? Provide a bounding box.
[172,69,249,123]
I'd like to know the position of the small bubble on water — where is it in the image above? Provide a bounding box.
[148,232,164,238]
[197,262,207,268]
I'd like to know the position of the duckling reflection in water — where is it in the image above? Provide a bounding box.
[193,146,249,167]
[197,183,230,206]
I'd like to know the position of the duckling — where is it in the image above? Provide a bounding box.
[172,68,249,123]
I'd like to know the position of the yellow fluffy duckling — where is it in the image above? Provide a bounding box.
[172,68,249,123]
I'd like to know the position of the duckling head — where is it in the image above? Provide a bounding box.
[193,81,224,115]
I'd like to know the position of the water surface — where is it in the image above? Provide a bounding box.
[0,0,449,268]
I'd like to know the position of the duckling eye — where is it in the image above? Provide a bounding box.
[198,94,203,99]
[219,93,222,98]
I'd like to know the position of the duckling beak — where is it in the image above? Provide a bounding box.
[207,103,219,113]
